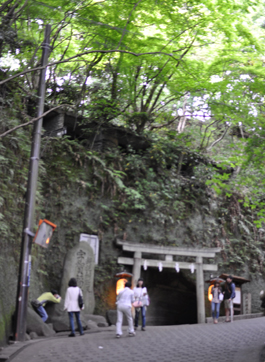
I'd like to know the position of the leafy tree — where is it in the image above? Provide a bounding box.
[1,0,265,222]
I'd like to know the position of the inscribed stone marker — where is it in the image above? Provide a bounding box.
[60,242,95,313]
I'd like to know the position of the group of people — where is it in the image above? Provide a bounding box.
[211,275,236,324]
[34,277,148,339]
[34,275,234,337]
[116,278,148,338]
[34,277,84,337]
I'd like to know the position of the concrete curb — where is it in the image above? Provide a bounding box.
[206,312,263,323]
[0,340,43,362]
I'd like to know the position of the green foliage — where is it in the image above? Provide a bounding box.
[0,111,32,244]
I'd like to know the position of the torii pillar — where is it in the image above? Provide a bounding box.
[196,256,205,323]
[132,251,142,287]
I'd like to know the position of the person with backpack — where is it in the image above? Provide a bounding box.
[32,289,61,322]
[224,275,236,322]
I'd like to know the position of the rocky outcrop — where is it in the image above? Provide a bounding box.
[45,301,108,332]
[26,307,55,337]
[85,314,108,327]
[45,301,88,332]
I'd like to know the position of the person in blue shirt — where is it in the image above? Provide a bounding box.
[223,275,236,322]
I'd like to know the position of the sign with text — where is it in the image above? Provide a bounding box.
[79,234,99,264]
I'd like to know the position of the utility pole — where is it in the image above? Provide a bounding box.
[14,24,51,342]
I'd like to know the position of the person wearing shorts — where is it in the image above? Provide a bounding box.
[223,275,235,322]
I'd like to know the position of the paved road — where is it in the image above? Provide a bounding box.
[7,317,265,362]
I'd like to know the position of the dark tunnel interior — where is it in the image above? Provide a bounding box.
[141,268,197,325]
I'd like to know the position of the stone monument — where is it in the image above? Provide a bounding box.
[60,242,95,314]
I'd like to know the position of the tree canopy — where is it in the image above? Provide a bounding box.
[1,0,265,225]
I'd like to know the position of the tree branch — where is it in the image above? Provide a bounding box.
[0,49,179,86]
[206,125,231,151]
[149,115,180,130]
[10,0,30,26]
[0,0,15,14]
[115,0,143,50]
[199,119,219,150]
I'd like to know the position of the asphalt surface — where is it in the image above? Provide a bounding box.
[3,317,265,362]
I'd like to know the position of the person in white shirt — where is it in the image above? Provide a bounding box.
[133,278,147,331]
[116,281,135,338]
[64,278,84,337]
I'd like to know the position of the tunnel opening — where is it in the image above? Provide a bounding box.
[142,268,197,325]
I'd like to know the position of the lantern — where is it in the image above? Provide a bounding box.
[33,219,57,248]
[115,271,133,295]
[208,285,213,301]
[116,278,128,295]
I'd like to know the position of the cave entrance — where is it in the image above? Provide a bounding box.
[142,268,197,325]
[117,240,221,324]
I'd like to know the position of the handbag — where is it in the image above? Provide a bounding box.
[133,300,143,308]
[219,293,224,301]
[78,288,84,309]
[142,294,150,306]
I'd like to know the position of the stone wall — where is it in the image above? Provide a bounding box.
[0,255,18,346]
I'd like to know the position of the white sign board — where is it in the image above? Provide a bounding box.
[79,234,99,264]
[234,287,241,304]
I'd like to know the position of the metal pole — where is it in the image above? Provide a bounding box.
[14,25,51,342]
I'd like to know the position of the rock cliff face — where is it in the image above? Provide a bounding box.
[0,255,17,345]
[1,121,265,346]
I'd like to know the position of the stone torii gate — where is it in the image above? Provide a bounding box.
[117,240,221,324]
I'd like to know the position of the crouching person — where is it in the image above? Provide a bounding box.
[116,282,135,338]
[32,289,61,322]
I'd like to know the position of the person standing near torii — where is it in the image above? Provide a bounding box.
[223,275,236,322]
[133,278,148,331]
[116,281,135,338]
